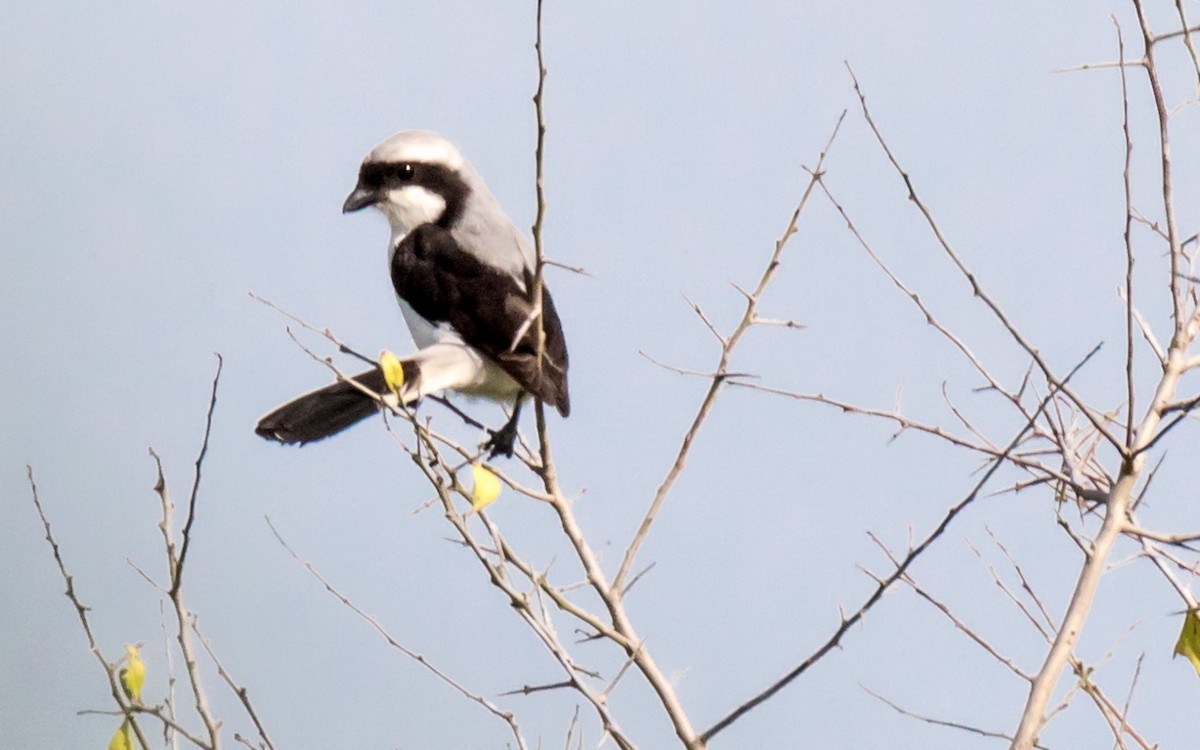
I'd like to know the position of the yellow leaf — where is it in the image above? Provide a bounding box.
[108,720,133,750]
[469,464,502,512]
[379,350,405,395]
[1174,610,1200,676]
[119,644,144,702]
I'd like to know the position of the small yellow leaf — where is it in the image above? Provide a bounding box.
[379,350,405,395]
[469,464,502,512]
[118,644,144,702]
[1174,610,1200,676]
[108,720,133,750]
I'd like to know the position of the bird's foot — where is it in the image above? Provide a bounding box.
[484,421,518,459]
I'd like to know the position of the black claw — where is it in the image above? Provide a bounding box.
[483,396,525,459]
[485,421,518,459]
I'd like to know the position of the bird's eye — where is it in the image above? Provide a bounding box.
[398,163,415,181]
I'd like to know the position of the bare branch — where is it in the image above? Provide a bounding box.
[1007,58,1198,732]
[815,172,1027,420]
[1117,17,1137,450]
[683,295,727,347]
[1117,286,1166,363]
[1134,530,1200,610]
[517,21,692,730]
[1168,0,1200,90]
[727,379,1069,479]
[1161,391,1200,415]
[267,517,528,749]
[703,343,1098,745]
[174,353,221,596]
[1119,654,1146,750]
[77,707,208,749]
[614,112,847,594]
[861,685,1046,748]
[1124,525,1200,547]
[872,536,1031,681]
[750,316,806,330]
[498,681,575,697]
[701,425,1028,744]
[543,257,594,277]
[640,350,757,381]
[402,425,640,748]
[150,373,222,750]
[28,467,155,750]
[1131,0,1186,335]
[249,292,376,366]
[191,618,276,750]
[847,63,1128,456]
[1153,21,1200,43]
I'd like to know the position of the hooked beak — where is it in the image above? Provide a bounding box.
[342,185,381,213]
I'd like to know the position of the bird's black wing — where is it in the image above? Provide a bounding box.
[391,224,570,416]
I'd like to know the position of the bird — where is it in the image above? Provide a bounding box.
[256,130,569,457]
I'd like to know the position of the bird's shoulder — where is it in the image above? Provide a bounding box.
[395,224,511,282]
[390,225,527,328]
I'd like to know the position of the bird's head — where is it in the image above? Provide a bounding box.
[343,130,472,235]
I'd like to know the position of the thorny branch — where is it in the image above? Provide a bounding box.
[883,532,1153,749]
[153,357,224,750]
[699,345,1101,745]
[615,110,847,594]
[1007,4,1200,746]
[28,467,155,750]
[31,356,275,750]
[267,518,528,750]
[848,63,1128,456]
[861,685,1049,749]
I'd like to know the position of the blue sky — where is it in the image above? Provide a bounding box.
[3,2,1199,748]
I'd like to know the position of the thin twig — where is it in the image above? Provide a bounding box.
[869,535,1032,681]
[408,431,636,749]
[727,379,1075,485]
[267,517,528,749]
[1117,17,1136,451]
[861,685,1047,748]
[815,172,1029,423]
[499,681,574,697]
[28,468,155,750]
[153,360,224,750]
[191,618,276,750]
[1132,0,1185,334]
[702,345,1099,745]
[847,63,1127,456]
[174,353,221,596]
[1169,0,1200,91]
[614,111,847,594]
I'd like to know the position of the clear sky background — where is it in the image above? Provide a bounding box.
[3,1,1198,748]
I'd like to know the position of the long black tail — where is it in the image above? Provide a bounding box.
[256,368,389,445]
